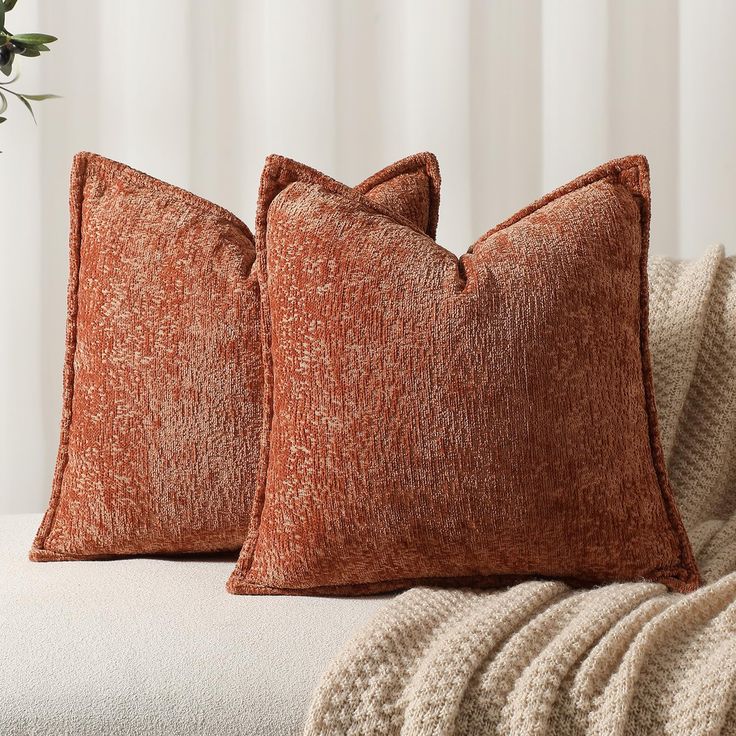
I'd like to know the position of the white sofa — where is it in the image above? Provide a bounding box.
[1,514,387,735]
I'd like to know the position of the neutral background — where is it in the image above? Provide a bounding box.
[1,0,735,514]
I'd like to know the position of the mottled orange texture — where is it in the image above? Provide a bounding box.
[228,154,700,596]
[31,151,440,560]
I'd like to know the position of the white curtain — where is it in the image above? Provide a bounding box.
[1,0,735,514]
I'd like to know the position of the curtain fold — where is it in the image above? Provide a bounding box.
[0,0,734,513]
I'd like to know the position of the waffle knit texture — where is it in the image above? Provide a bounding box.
[304,247,736,736]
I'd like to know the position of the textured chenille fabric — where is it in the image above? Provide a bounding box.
[228,154,699,596]
[31,151,440,561]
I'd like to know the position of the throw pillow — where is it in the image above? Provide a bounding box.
[227,154,699,595]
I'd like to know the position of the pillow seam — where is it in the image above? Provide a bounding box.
[633,167,700,587]
[356,154,440,239]
[83,153,253,237]
[30,153,89,559]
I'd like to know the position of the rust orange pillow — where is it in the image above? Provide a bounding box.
[31,151,440,560]
[227,154,700,596]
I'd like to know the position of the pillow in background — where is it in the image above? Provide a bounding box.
[31,151,440,560]
[228,154,700,596]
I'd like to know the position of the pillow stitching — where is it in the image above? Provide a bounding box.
[30,153,89,558]
[355,153,441,238]
[632,168,699,587]
[83,153,254,239]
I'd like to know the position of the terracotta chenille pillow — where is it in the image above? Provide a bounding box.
[30,151,440,561]
[227,154,700,596]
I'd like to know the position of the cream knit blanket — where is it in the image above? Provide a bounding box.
[305,247,736,736]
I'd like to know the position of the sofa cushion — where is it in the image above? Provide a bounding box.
[5,514,386,735]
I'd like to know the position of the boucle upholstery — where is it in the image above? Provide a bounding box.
[3,514,385,736]
[228,155,698,596]
[303,247,736,735]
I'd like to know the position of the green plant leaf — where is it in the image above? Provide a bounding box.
[4,0,19,12]
[16,47,40,57]
[11,33,57,45]
[0,59,11,76]
[20,92,58,101]
[0,116,6,124]
[17,93,36,123]
[0,6,5,34]
[0,89,6,114]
